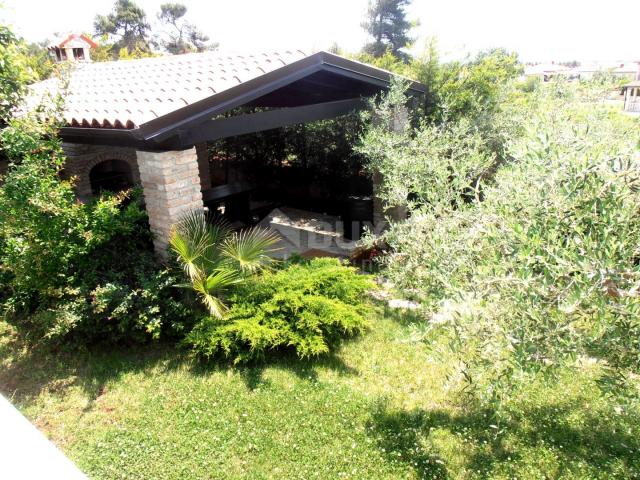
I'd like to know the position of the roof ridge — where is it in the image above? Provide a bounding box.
[75,48,310,69]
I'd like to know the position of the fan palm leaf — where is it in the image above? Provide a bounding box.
[169,210,230,280]
[222,227,281,274]
[191,268,241,318]
[171,209,281,316]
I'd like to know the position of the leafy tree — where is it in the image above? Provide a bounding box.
[327,42,341,55]
[157,3,217,54]
[434,48,523,122]
[94,0,151,56]
[360,77,640,406]
[0,25,33,126]
[362,0,414,61]
[0,97,185,343]
[90,34,117,62]
[24,41,55,81]
[0,23,188,344]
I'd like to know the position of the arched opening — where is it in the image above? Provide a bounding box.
[89,159,134,195]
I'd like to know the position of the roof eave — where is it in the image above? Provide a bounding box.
[59,126,149,149]
[58,51,427,150]
[317,51,427,94]
[136,51,427,147]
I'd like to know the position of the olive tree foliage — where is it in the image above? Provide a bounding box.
[157,3,218,54]
[356,45,524,158]
[360,77,640,405]
[361,0,414,61]
[358,80,495,212]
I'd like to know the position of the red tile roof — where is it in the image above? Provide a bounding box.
[28,49,309,129]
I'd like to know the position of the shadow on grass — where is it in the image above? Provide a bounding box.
[368,399,640,479]
[190,347,359,391]
[379,303,425,327]
[0,327,359,406]
[0,333,186,408]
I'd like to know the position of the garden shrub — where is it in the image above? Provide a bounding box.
[0,107,190,345]
[361,80,640,403]
[186,258,374,363]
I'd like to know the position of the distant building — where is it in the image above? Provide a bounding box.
[613,62,640,80]
[525,61,640,82]
[622,81,640,113]
[524,63,570,81]
[47,33,97,63]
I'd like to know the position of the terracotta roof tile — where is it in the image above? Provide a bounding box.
[28,49,309,129]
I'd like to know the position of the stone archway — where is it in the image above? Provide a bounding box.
[89,159,135,195]
[62,144,141,198]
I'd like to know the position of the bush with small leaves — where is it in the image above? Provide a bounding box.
[186,258,374,363]
[361,79,640,404]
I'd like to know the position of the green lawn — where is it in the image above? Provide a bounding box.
[1,309,639,479]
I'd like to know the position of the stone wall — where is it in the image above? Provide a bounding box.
[61,143,140,198]
[61,142,206,257]
[62,142,212,198]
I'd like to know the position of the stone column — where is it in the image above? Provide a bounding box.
[136,147,204,257]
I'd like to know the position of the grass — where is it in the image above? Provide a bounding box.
[1,308,639,479]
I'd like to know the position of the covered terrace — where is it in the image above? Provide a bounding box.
[29,49,426,257]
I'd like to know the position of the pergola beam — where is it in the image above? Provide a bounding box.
[173,97,366,148]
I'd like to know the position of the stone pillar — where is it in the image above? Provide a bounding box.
[195,143,211,191]
[136,148,204,257]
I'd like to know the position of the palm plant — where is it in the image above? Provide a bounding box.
[169,210,280,318]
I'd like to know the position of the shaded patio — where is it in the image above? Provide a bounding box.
[29,49,426,257]
[258,207,354,259]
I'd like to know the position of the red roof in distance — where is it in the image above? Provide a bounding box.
[50,33,98,49]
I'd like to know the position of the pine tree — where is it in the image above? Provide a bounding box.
[362,0,413,61]
[157,3,218,54]
[94,0,151,55]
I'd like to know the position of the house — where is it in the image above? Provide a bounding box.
[525,61,640,83]
[48,33,97,63]
[27,50,426,257]
[612,62,640,81]
[622,81,640,113]
[524,63,570,81]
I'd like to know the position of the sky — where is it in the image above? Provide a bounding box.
[1,0,638,63]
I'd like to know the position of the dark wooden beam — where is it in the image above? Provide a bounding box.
[172,97,366,148]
